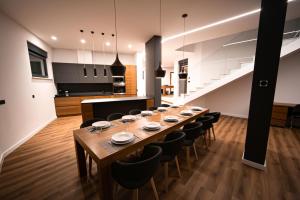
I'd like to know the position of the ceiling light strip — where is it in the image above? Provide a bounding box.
[162,0,296,43]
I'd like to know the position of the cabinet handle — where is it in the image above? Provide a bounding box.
[94,67,97,77]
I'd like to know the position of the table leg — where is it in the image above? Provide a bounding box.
[74,139,87,178]
[97,161,113,200]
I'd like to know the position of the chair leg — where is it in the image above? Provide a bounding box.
[150,177,160,200]
[212,126,216,141]
[133,189,138,200]
[175,156,182,178]
[186,147,191,170]
[164,162,168,192]
[88,156,92,175]
[208,129,211,145]
[193,143,199,160]
[203,135,208,150]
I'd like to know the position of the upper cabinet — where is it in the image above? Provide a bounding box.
[52,62,113,83]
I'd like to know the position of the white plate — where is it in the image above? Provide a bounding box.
[92,121,111,128]
[191,106,203,111]
[111,137,135,145]
[170,104,180,108]
[111,132,134,143]
[121,115,137,122]
[141,110,153,116]
[157,107,167,112]
[143,122,161,131]
[180,110,193,116]
[164,115,179,122]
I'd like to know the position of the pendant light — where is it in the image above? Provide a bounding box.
[110,0,126,77]
[101,32,107,77]
[179,13,188,80]
[155,0,166,78]
[80,29,87,77]
[91,31,98,77]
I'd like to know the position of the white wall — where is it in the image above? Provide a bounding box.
[188,50,300,118]
[53,48,136,65]
[161,67,174,86]
[0,12,57,166]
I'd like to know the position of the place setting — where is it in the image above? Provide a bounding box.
[141,110,154,117]
[163,115,179,123]
[180,109,194,116]
[190,106,203,112]
[88,121,112,133]
[142,122,162,132]
[157,107,168,112]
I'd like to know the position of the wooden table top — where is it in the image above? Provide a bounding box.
[73,106,208,162]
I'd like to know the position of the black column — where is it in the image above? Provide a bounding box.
[145,36,162,107]
[243,0,287,169]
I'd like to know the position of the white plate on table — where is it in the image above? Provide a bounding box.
[170,104,180,108]
[111,132,134,144]
[191,106,203,111]
[143,122,161,131]
[157,107,167,112]
[141,110,153,116]
[121,115,137,122]
[92,121,111,129]
[164,115,179,122]
[180,110,194,116]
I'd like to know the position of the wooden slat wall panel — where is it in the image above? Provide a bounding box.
[1,116,300,199]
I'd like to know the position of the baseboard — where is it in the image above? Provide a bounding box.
[242,152,266,170]
[222,112,248,119]
[0,116,56,173]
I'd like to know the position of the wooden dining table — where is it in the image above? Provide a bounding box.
[73,105,208,200]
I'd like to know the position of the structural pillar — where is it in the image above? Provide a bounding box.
[243,0,287,170]
[145,35,162,107]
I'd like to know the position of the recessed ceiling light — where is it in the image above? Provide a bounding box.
[106,42,111,46]
[128,44,132,49]
[51,36,57,41]
[80,39,86,44]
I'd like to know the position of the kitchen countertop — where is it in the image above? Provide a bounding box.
[55,92,113,97]
[81,96,151,104]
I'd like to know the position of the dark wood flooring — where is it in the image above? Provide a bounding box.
[0,115,299,200]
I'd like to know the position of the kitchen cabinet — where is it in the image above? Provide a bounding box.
[125,65,137,95]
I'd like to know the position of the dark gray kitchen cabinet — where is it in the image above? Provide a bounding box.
[52,63,112,83]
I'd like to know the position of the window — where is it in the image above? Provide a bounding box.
[27,41,48,78]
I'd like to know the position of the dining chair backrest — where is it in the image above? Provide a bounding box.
[292,104,300,115]
[107,113,124,121]
[148,106,157,111]
[80,118,105,128]
[151,131,186,159]
[111,145,162,189]
[196,116,214,130]
[129,109,141,115]
[183,122,203,141]
[160,104,170,107]
[204,112,221,123]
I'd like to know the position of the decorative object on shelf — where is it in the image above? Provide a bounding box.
[155,0,166,78]
[110,0,126,77]
[80,29,87,77]
[101,32,108,77]
[178,14,188,80]
[91,31,97,77]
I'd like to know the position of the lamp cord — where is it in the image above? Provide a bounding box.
[114,0,118,54]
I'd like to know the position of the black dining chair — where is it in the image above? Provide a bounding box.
[111,145,162,200]
[80,118,104,175]
[196,115,214,145]
[291,104,300,128]
[160,104,170,107]
[150,131,186,192]
[182,122,203,169]
[148,106,157,111]
[129,109,141,115]
[107,113,124,121]
[204,112,221,140]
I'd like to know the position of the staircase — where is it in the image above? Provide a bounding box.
[176,37,300,105]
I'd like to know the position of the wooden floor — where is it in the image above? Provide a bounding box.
[0,115,300,200]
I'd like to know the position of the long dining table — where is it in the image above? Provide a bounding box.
[73,105,208,200]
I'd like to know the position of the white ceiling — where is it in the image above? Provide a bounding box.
[1,0,300,66]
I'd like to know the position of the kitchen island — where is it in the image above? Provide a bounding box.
[81,96,154,122]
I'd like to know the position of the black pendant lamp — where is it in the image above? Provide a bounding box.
[155,0,166,78]
[179,13,188,80]
[110,0,126,77]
